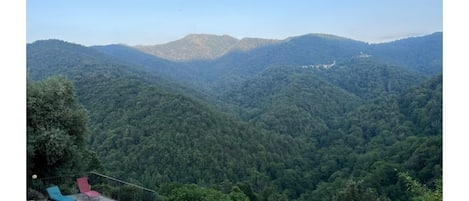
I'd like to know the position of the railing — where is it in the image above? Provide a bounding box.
[88,171,160,201]
[28,172,161,201]
[29,173,82,200]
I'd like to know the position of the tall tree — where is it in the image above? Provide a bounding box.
[27,76,89,178]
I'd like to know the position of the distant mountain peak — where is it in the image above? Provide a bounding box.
[184,33,238,40]
[181,34,239,47]
[285,33,362,43]
[135,34,239,61]
[135,34,280,61]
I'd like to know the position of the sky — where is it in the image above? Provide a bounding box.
[27,0,442,46]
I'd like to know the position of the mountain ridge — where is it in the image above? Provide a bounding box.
[29,32,442,65]
[85,32,442,93]
[27,35,442,201]
[134,33,284,61]
[133,33,374,61]
[135,34,239,61]
[132,32,442,62]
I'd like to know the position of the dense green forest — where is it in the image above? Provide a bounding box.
[27,33,442,201]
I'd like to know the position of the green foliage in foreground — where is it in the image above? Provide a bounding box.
[27,76,104,199]
[27,76,101,178]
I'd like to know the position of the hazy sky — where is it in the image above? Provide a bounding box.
[27,0,442,46]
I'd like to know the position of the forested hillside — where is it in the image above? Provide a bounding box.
[370,32,443,76]
[27,39,216,105]
[27,40,315,200]
[135,34,240,61]
[91,44,212,91]
[27,33,442,201]
[303,58,426,100]
[221,57,426,139]
[95,33,441,94]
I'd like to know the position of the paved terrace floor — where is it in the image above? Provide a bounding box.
[70,194,116,201]
[30,194,116,201]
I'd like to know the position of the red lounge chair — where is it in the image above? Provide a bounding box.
[77,177,100,201]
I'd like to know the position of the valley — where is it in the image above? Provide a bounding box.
[27,32,442,201]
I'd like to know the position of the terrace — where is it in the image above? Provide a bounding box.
[28,172,160,201]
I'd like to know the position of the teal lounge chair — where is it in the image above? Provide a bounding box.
[46,186,76,201]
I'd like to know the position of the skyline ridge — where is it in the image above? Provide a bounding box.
[29,31,443,47]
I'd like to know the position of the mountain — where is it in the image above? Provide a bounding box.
[135,34,239,61]
[90,44,216,94]
[27,32,442,201]
[222,58,425,138]
[135,34,281,61]
[187,33,369,93]
[26,39,315,198]
[90,44,197,86]
[370,32,443,75]
[202,34,372,93]
[91,44,175,72]
[96,33,441,94]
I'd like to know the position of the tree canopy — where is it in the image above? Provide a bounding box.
[27,76,99,178]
